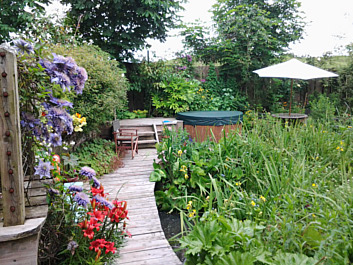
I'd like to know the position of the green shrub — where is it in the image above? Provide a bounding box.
[309,94,336,121]
[73,139,119,176]
[152,74,201,116]
[202,64,249,111]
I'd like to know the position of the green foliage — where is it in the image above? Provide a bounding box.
[309,94,336,122]
[153,113,353,264]
[126,60,174,113]
[73,139,119,176]
[0,0,49,41]
[202,64,249,111]
[51,44,129,134]
[60,0,185,60]
[151,74,201,116]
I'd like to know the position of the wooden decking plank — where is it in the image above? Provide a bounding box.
[118,247,180,264]
[95,148,181,265]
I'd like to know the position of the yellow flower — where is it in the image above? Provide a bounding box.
[184,174,189,180]
[336,146,341,150]
[312,183,317,187]
[348,126,352,128]
[312,214,316,218]
[76,113,81,118]
[178,150,183,156]
[341,148,344,152]
[202,96,205,99]
[180,165,187,172]
[340,141,343,145]
[235,182,241,186]
[260,195,266,202]
[251,201,256,207]
[188,210,196,218]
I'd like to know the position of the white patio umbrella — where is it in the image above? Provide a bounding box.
[253,59,338,115]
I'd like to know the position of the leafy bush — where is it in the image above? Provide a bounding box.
[202,64,249,111]
[50,44,129,134]
[73,139,119,176]
[309,94,336,121]
[151,74,201,116]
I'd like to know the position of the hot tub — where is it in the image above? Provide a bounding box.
[176,111,243,142]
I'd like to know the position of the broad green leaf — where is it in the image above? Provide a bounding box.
[149,169,166,182]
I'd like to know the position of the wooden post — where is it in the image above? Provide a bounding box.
[0,46,25,226]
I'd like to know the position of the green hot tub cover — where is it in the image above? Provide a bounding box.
[177,111,243,126]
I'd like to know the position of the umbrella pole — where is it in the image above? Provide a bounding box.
[289,79,293,116]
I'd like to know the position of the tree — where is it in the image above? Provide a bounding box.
[182,0,304,96]
[0,0,50,41]
[60,0,185,60]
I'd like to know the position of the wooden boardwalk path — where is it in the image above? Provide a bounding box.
[99,149,181,265]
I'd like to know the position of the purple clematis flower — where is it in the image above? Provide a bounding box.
[49,96,73,108]
[49,133,62,147]
[39,54,88,95]
[34,160,53,179]
[14,39,34,54]
[20,112,40,130]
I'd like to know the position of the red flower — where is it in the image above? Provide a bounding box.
[113,200,127,210]
[89,238,107,252]
[88,210,106,222]
[83,225,95,239]
[104,241,116,254]
[109,200,128,222]
[109,207,128,223]
[41,111,46,117]
[88,217,102,231]
[78,219,88,229]
[91,186,105,197]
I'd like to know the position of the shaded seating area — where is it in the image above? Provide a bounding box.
[113,120,139,159]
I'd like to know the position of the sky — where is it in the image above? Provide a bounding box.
[47,0,353,60]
